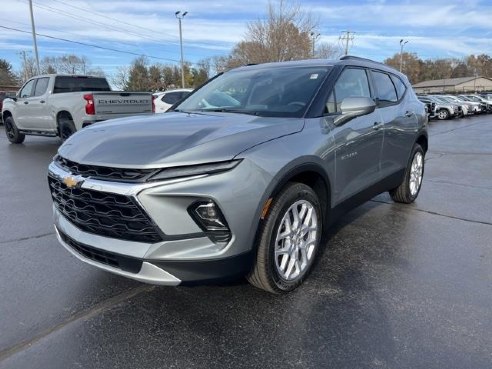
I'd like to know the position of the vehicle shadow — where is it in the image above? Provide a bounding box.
[65,199,404,368]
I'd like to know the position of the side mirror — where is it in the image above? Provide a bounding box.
[334,97,376,126]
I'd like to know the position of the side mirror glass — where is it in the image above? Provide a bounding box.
[334,97,376,126]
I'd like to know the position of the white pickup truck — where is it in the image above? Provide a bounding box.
[2,74,153,143]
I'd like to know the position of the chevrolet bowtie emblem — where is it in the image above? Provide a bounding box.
[63,175,83,189]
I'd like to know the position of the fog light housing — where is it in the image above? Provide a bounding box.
[188,200,231,245]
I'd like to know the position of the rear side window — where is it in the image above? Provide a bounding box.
[372,71,397,104]
[325,68,371,114]
[33,77,49,97]
[53,76,110,93]
[162,92,182,105]
[390,75,406,100]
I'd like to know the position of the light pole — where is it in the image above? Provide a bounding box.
[399,39,408,72]
[28,0,40,74]
[175,11,187,88]
[310,32,320,58]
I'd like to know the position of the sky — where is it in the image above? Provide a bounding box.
[1,0,491,77]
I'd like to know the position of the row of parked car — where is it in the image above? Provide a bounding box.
[418,93,492,120]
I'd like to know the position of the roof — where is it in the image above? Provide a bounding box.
[413,76,491,88]
[234,56,404,78]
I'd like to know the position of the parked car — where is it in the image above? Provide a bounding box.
[48,56,427,293]
[434,95,470,117]
[0,91,16,123]
[2,74,153,143]
[458,95,490,113]
[418,96,456,120]
[441,95,477,115]
[153,88,193,113]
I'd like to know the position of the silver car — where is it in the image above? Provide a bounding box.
[48,57,428,293]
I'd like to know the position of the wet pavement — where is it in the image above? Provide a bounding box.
[0,116,491,369]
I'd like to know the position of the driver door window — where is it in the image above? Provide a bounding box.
[19,79,36,98]
[325,68,371,114]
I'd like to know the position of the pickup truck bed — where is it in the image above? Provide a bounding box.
[2,74,153,143]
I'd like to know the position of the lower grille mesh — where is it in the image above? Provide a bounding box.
[59,230,142,273]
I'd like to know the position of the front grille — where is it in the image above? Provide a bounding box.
[59,230,142,273]
[55,155,158,182]
[49,176,163,243]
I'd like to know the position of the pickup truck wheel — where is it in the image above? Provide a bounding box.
[59,117,76,141]
[4,116,25,144]
[247,183,322,293]
[437,109,449,120]
[389,144,424,204]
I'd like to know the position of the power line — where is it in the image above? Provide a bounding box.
[44,0,233,49]
[23,0,174,45]
[49,0,178,40]
[0,25,181,63]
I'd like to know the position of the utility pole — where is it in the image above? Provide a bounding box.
[399,39,408,72]
[310,32,320,58]
[175,11,188,88]
[28,0,40,74]
[339,31,355,56]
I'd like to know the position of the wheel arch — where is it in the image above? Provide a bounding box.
[248,160,333,255]
[2,110,13,121]
[415,132,428,154]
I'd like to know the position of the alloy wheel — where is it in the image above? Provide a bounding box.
[409,151,423,196]
[274,200,318,281]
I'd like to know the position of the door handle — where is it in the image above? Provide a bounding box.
[24,101,29,105]
[373,122,383,130]
[40,100,45,103]
[405,111,414,117]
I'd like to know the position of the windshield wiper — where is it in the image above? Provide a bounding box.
[197,108,260,116]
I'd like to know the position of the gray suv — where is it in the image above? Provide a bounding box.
[48,56,427,293]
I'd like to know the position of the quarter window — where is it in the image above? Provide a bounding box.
[390,75,406,100]
[373,71,398,103]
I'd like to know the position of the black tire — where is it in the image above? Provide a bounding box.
[389,144,425,204]
[247,182,322,294]
[59,115,76,142]
[4,116,25,144]
[437,109,449,120]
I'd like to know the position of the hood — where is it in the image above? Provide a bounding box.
[58,112,303,168]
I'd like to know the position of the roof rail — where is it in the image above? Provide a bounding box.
[339,55,383,64]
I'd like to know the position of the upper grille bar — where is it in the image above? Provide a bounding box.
[55,155,159,183]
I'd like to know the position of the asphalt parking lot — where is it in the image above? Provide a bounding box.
[0,116,491,369]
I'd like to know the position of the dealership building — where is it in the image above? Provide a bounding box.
[413,76,492,94]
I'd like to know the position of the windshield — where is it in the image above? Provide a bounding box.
[174,66,331,118]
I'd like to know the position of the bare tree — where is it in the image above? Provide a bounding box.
[315,42,339,59]
[225,0,317,66]
[111,66,129,90]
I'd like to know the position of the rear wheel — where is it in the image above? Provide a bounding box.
[389,144,424,204]
[4,116,25,144]
[58,115,76,141]
[247,183,322,293]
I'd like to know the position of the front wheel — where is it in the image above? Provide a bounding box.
[437,109,449,120]
[247,183,322,293]
[4,116,25,144]
[389,144,425,204]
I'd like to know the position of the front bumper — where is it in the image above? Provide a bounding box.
[48,159,269,285]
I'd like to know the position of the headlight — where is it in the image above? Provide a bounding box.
[149,160,241,181]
